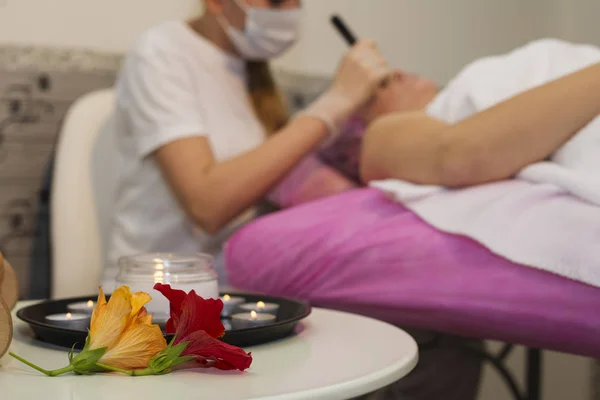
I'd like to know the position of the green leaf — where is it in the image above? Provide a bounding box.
[68,345,76,363]
[149,354,171,373]
[146,341,193,374]
[81,335,92,351]
[71,347,107,374]
[165,342,189,358]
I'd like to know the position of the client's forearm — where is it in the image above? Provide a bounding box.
[362,62,600,187]
[442,62,600,183]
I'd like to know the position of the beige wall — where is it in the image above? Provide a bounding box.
[0,0,199,52]
[1,0,598,83]
[274,0,600,83]
[274,0,557,82]
[552,0,600,44]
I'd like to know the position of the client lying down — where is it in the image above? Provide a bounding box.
[225,39,600,400]
[363,39,600,286]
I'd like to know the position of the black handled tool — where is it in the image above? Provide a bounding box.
[331,14,390,88]
[331,15,358,46]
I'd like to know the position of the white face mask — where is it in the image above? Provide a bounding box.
[219,0,301,61]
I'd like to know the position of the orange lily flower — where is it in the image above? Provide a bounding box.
[10,285,168,376]
[88,286,167,370]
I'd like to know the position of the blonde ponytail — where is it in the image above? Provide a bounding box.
[246,61,289,135]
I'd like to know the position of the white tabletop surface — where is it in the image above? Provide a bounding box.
[0,301,418,400]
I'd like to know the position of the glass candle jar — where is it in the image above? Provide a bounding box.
[116,253,218,322]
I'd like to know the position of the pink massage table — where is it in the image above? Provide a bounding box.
[224,188,600,400]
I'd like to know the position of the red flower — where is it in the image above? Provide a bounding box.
[154,283,224,338]
[154,284,253,371]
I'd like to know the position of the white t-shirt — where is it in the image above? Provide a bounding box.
[105,21,266,285]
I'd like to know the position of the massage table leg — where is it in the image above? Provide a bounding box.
[526,348,543,400]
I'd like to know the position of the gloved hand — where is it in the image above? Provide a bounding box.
[300,40,390,140]
[329,39,391,110]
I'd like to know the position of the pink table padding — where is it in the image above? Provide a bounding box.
[225,188,600,357]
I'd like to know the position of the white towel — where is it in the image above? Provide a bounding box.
[371,39,600,287]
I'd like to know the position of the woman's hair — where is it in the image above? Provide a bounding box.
[246,61,289,135]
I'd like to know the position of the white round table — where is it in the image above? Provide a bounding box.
[1,301,418,400]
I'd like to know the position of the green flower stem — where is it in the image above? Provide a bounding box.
[95,363,134,376]
[132,367,159,376]
[9,353,74,377]
[48,365,75,377]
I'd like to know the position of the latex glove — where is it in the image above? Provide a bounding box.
[299,40,391,140]
[329,39,391,110]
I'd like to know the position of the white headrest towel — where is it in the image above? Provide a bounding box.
[371,39,600,287]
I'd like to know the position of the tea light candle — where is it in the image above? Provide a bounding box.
[231,310,276,329]
[67,300,96,315]
[239,301,280,315]
[220,294,245,317]
[45,313,90,329]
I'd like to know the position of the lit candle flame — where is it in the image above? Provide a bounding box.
[250,310,258,320]
[87,300,94,308]
[223,294,231,301]
[66,313,72,320]
[257,301,266,309]
[154,270,165,284]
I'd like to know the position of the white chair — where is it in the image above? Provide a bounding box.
[51,89,120,299]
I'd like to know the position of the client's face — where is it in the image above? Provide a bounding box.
[364,70,439,123]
